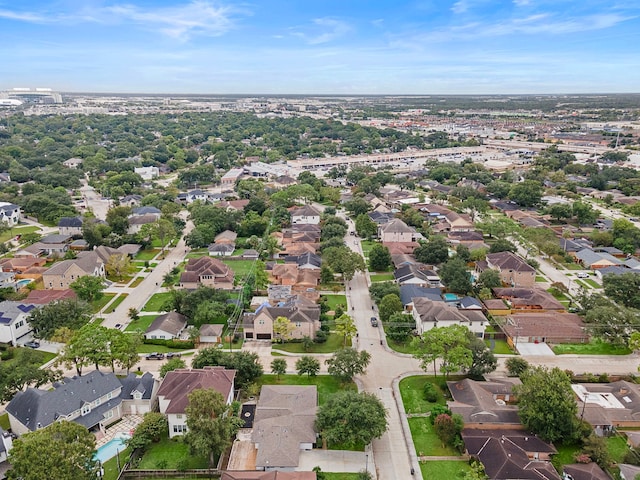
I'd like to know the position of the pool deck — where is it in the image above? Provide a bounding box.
[96,414,143,448]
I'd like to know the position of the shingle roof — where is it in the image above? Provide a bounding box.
[57,217,83,228]
[146,311,188,336]
[0,301,37,325]
[447,378,522,425]
[6,370,123,431]
[399,285,443,305]
[290,205,320,218]
[157,367,236,414]
[487,251,535,273]
[132,206,161,216]
[119,372,155,400]
[380,218,415,234]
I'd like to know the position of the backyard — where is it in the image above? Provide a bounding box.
[420,460,473,479]
[370,273,394,282]
[399,376,446,414]
[322,294,348,312]
[409,417,458,456]
[221,259,258,278]
[552,341,631,355]
[135,249,161,261]
[136,436,208,469]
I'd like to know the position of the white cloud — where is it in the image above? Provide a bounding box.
[0,1,246,40]
[292,17,351,45]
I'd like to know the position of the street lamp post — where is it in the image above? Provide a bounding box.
[580,392,588,421]
[365,453,369,474]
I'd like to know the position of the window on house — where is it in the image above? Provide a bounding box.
[81,404,91,416]
[106,392,113,400]
[176,414,183,419]
[133,392,142,400]
[93,398,101,407]
[173,425,187,433]
[104,410,113,420]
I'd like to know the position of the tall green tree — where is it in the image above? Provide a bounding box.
[465,336,498,380]
[355,213,377,238]
[69,275,105,303]
[296,356,321,377]
[378,293,403,323]
[8,421,98,480]
[513,367,579,443]
[271,358,287,379]
[127,412,168,451]
[439,258,472,294]
[316,391,387,448]
[28,299,92,340]
[369,243,392,272]
[334,313,357,347]
[184,389,243,468]
[0,348,61,402]
[412,325,472,377]
[326,348,371,383]
[414,237,450,265]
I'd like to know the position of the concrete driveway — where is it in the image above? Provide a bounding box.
[516,342,555,356]
[297,449,375,475]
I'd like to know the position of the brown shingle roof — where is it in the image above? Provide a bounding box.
[157,367,236,414]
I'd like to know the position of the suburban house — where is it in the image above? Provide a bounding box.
[0,203,20,226]
[221,168,244,187]
[57,216,84,237]
[572,381,640,436]
[394,265,442,288]
[0,428,13,468]
[477,252,536,288]
[25,289,76,305]
[179,257,235,290]
[42,246,120,290]
[492,288,565,312]
[284,252,321,270]
[6,370,126,436]
[120,194,143,207]
[575,248,622,270]
[208,243,236,257]
[502,313,588,346]
[439,212,475,232]
[157,367,236,438]
[134,166,159,180]
[144,312,188,340]
[221,471,316,480]
[215,230,238,245]
[132,206,162,218]
[290,205,321,225]
[461,428,560,480]
[127,214,158,235]
[447,378,522,428]
[119,372,158,416]
[563,462,610,480]
[270,263,320,300]
[0,301,37,346]
[243,296,320,341]
[411,297,487,336]
[252,385,318,471]
[378,218,421,243]
[199,324,223,344]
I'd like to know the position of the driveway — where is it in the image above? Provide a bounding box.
[516,342,555,356]
[297,449,375,475]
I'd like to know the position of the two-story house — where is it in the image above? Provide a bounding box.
[0,301,37,346]
[290,205,321,225]
[243,296,320,341]
[157,367,236,438]
[179,256,235,290]
[477,251,536,288]
[0,202,21,226]
[57,217,84,237]
[378,218,421,243]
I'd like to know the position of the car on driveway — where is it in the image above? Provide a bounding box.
[577,272,590,279]
[166,352,182,359]
[145,352,165,360]
[370,317,378,327]
[24,341,40,349]
[114,324,123,329]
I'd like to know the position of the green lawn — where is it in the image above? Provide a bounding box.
[136,344,189,354]
[552,443,580,470]
[535,275,547,282]
[323,294,348,311]
[221,259,258,278]
[420,461,473,479]
[387,337,418,355]
[0,225,40,243]
[37,351,57,364]
[0,413,9,430]
[324,474,362,480]
[259,374,356,406]
[563,263,583,270]
[370,273,394,282]
[608,435,630,464]
[584,279,600,288]
[185,249,208,259]
[129,277,143,288]
[552,341,631,355]
[360,240,377,258]
[273,333,350,354]
[485,338,513,354]
[399,376,445,414]
[142,292,173,312]
[409,417,457,456]
[135,249,161,261]
[101,446,131,480]
[137,437,208,469]
[91,293,117,313]
[575,280,591,289]
[125,315,157,332]
[104,294,128,314]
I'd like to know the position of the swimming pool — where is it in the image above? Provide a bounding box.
[16,279,32,288]
[443,293,459,301]
[94,433,130,463]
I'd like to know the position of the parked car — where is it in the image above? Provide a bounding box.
[145,352,165,360]
[370,317,378,327]
[165,352,182,359]
[114,324,122,329]
[577,272,590,279]
[24,341,40,349]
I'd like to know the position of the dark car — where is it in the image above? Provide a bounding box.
[24,341,40,349]
[145,352,165,360]
[370,317,378,327]
[166,352,182,359]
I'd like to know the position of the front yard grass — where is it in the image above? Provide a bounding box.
[273,333,349,354]
[552,341,631,355]
[387,337,418,355]
[584,279,600,288]
[535,275,547,282]
[135,249,160,261]
[0,413,10,430]
[258,374,356,406]
[323,474,362,480]
[137,437,208,469]
[129,277,144,288]
[370,273,394,282]
[485,338,513,354]
[125,315,157,332]
[141,292,173,312]
[91,293,116,313]
[102,446,131,480]
[104,294,128,314]
[323,294,347,311]
[399,376,445,414]
[420,460,473,479]
[360,240,377,258]
[409,417,457,456]
[0,225,41,243]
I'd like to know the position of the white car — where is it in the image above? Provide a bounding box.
[577,273,589,279]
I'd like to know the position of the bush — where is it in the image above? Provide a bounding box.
[505,357,529,377]
[314,330,328,343]
[429,405,452,425]
[143,338,195,349]
[423,382,439,403]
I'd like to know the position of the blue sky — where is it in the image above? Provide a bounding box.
[0,0,639,94]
